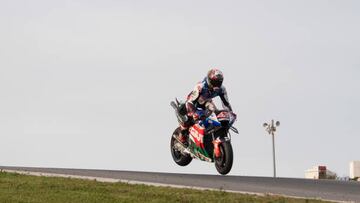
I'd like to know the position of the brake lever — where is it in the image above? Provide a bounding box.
[230,126,239,134]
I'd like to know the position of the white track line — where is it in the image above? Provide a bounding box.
[2,169,347,203]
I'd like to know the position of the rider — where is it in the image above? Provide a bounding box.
[178,68,235,143]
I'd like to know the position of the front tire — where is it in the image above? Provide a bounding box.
[170,128,192,166]
[215,141,233,175]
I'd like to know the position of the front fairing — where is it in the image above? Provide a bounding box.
[199,112,221,129]
[188,108,237,162]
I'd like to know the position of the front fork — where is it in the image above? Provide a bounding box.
[212,132,231,158]
[212,138,222,158]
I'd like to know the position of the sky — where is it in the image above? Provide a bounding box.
[0,0,359,178]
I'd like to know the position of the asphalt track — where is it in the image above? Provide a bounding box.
[1,166,359,202]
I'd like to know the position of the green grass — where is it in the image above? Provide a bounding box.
[0,171,330,203]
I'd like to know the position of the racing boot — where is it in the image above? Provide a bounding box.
[178,128,189,146]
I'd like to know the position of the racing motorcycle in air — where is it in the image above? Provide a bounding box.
[170,99,238,175]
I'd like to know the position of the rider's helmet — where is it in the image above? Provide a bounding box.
[207,68,224,88]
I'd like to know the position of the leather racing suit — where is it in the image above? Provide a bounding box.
[179,78,233,132]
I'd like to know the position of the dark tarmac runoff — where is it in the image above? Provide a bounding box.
[1,166,359,202]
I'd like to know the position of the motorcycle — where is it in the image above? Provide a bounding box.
[170,98,238,175]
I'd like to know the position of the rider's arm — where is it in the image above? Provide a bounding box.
[219,86,233,112]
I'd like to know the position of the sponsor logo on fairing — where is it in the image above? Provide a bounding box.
[190,127,201,143]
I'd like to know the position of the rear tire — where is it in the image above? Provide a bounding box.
[170,128,192,166]
[215,141,233,175]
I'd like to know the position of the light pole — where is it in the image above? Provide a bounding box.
[263,120,280,178]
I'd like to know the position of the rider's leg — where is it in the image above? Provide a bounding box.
[179,121,190,144]
[177,105,192,144]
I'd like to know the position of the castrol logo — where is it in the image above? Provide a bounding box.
[190,127,202,142]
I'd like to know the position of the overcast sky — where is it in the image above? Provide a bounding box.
[1,0,359,178]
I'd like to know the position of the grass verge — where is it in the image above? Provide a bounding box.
[0,171,331,203]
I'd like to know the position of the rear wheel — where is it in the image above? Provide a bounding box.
[170,127,192,166]
[215,141,233,175]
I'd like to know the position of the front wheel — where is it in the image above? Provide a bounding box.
[170,128,192,166]
[215,141,233,175]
